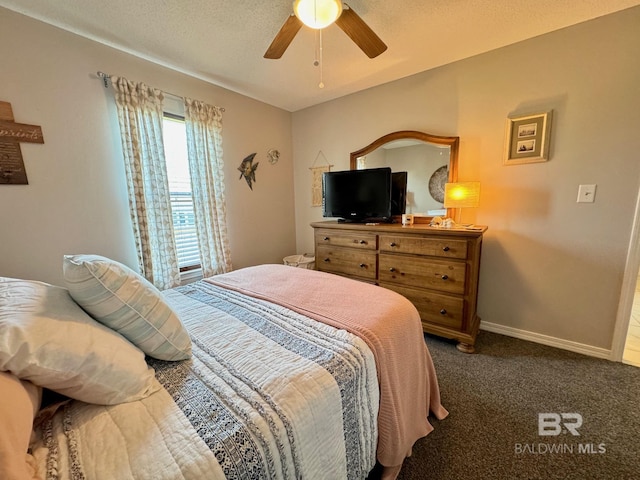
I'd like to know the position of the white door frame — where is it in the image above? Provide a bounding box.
[611,185,640,361]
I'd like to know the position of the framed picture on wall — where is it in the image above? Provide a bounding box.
[503,110,552,165]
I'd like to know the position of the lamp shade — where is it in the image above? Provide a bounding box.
[443,182,481,209]
[293,0,343,29]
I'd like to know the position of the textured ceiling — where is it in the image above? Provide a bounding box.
[2,0,639,111]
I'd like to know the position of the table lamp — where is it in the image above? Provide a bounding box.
[443,182,480,224]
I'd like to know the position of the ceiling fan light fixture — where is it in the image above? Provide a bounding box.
[293,0,343,29]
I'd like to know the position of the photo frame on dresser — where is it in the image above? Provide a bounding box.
[504,110,552,165]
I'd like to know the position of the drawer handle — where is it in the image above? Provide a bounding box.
[389,242,397,247]
[359,240,367,245]
[441,274,449,280]
[389,267,396,272]
[323,236,330,241]
[359,263,366,268]
[440,309,447,315]
[323,258,330,263]
[443,246,450,252]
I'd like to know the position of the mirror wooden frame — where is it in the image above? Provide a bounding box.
[349,130,460,222]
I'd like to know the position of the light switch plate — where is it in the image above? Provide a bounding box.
[577,184,597,203]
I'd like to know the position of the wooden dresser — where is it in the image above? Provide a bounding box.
[311,221,487,353]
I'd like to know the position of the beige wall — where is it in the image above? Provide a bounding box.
[292,7,640,351]
[0,8,295,286]
[3,6,640,353]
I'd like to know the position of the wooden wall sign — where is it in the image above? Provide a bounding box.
[0,101,44,184]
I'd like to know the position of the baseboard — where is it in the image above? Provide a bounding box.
[480,321,612,360]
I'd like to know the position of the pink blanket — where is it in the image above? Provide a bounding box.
[206,264,448,474]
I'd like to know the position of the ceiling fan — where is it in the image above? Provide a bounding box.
[264,0,387,60]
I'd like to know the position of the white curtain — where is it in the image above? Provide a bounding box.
[184,98,232,277]
[110,76,181,290]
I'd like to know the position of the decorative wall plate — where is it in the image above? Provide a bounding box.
[428,165,448,203]
[267,148,280,165]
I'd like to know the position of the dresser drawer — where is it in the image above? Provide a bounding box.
[380,283,463,330]
[379,234,468,259]
[316,246,377,280]
[315,229,377,250]
[379,254,466,294]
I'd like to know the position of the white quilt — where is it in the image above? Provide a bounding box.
[30,281,379,480]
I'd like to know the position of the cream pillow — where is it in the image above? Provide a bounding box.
[0,372,41,480]
[63,254,191,361]
[0,277,158,405]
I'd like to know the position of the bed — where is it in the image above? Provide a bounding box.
[0,258,447,480]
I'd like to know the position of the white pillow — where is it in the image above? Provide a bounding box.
[0,277,158,405]
[63,254,191,361]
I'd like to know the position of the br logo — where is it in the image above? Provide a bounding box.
[538,413,583,436]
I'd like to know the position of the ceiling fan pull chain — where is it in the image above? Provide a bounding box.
[318,29,325,88]
[314,29,320,66]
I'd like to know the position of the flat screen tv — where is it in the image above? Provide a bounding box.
[391,171,408,216]
[322,167,392,222]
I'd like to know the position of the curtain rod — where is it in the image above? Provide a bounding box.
[96,71,225,112]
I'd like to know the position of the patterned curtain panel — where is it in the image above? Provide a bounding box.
[183,98,232,277]
[110,76,181,290]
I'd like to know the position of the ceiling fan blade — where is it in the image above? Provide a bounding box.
[335,5,387,58]
[264,14,303,59]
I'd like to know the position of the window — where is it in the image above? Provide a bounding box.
[163,114,200,271]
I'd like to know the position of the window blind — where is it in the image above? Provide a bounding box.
[170,191,200,270]
[163,115,201,271]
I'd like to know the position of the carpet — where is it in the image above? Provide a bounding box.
[393,331,640,480]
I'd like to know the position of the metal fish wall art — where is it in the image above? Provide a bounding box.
[238,152,258,190]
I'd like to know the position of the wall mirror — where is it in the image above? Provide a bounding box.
[350,130,459,221]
